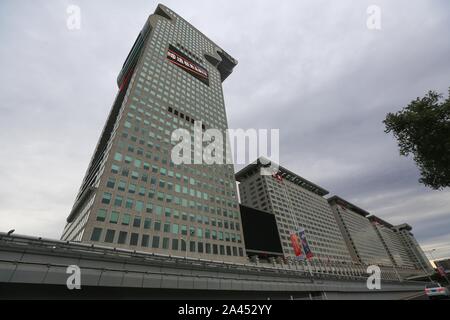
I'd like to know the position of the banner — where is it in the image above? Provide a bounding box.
[272,172,283,182]
[290,233,304,259]
[298,228,313,260]
[167,45,209,86]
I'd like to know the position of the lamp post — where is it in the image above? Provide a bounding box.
[182,235,189,259]
[182,228,195,259]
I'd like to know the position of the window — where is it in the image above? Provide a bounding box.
[105,229,115,243]
[198,242,204,253]
[125,198,134,209]
[90,228,102,241]
[122,213,131,226]
[135,201,144,212]
[146,203,153,213]
[172,224,179,234]
[133,216,141,228]
[154,220,161,231]
[114,152,123,162]
[172,239,179,250]
[110,211,119,224]
[130,233,139,246]
[111,164,120,174]
[189,241,196,252]
[102,193,112,204]
[144,218,152,229]
[141,235,150,247]
[96,209,107,222]
[152,236,160,248]
[114,196,123,207]
[106,178,116,189]
[164,223,170,233]
[118,231,127,244]
[118,181,126,191]
[162,237,169,249]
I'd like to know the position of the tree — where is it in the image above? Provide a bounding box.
[383,88,450,190]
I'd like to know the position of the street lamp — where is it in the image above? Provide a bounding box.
[182,229,195,259]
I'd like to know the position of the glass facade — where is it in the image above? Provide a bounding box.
[61,5,246,263]
[237,160,353,263]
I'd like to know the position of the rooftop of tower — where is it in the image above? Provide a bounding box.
[118,4,238,88]
[327,195,371,217]
[235,157,330,197]
[155,4,238,81]
[368,215,394,229]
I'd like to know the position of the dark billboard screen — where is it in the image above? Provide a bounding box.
[240,205,283,255]
[166,45,209,86]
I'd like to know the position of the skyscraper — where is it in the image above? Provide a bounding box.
[369,216,432,273]
[328,196,392,266]
[236,158,353,264]
[392,224,434,272]
[61,4,247,263]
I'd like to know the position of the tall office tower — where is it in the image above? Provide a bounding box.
[236,158,353,264]
[369,216,429,272]
[61,4,247,263]
[328,196,392,267]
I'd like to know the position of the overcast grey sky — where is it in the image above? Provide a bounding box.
[0,0,449,260]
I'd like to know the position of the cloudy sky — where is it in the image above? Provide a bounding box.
[1,0,449,261]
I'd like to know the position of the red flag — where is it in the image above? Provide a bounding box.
[290,233,303,257]
[272,172,283,182]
